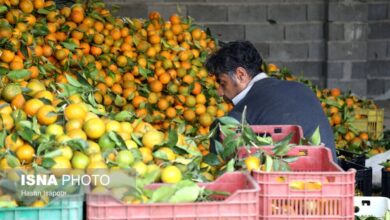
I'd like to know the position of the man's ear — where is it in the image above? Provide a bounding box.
[235,67,250,83]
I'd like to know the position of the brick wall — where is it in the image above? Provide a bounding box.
[105,0,390,98]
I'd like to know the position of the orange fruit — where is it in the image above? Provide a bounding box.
[83,118,106,139]
[67,128,87,140]
[64,103,87,121]
[245,156,260,171]
[0,49,15,63]
[23,98,44,116]
[2,84,22,102]
[161,165,182,183]
[0,114,14,131]
[359,132,369,141]
[16,144,35,164]
[183,109,196,122]
[150,80,163,93]
[199,113,213,127]
[142,130,165,149]
[37,105,57,125]
[331,88,341,97]
[5,134,24,151]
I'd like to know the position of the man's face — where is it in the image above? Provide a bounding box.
[216,73,243,101]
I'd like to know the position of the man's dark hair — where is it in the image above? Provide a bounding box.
[205,41,263,78]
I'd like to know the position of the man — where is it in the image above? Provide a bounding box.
[205,41,337,161]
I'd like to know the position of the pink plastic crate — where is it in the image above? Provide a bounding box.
[252,146,355,220]
[221,125,303,145]
[250,125,303,144]
[87,172,259,220]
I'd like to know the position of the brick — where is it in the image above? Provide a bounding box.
[253,43,270,60]
[187,5,227,22]
[368,22,390,39]
[368,41,388,60]
[308,4,325,21]
[228,5,267,22]
[206,0,285,2]
[278,61,323,78]
[285,23,324,41]
[204,24,245,42]
[344,23,367,41]
[328,42,367,60]
[327,79,367,96]
[329,3,367,22]
[147,4,186,20]
[245,24,284,42]
[327,62,344,79]
[109,3,148,18]
[328,23,344,40]
[368,79,385,96]
[309,42,325,60]
[268,4,306,22]
[368,3,388,20]
[351,62,368,79]
[367,61,390,77]
[269,43,308,61]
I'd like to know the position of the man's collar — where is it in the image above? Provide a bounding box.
[232,72,268,105]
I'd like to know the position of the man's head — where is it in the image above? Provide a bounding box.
[205,41,263,101]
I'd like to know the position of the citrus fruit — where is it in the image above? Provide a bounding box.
[116,150,134,167]
[46,124,64,136]
[98,133,116,151]
[142,130,164,149]
[161,165,182,183]
[83,118,105,139]
[244,156,260,171]
[71,151,90,169]
[16,144,35,164]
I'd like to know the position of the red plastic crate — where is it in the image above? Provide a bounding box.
[250,125,304,144]
[86,172,259,220]
[252,146,355,220]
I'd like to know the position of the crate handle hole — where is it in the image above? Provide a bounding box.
[362,200,371,206]
[298,149,308,156]
[273,128,282,133]
[255,132,271,137]
[326,176,336,183]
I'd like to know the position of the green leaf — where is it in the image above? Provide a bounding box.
[41,157,56,168]
[324,99,341,108]
[166,130,178,148]
[17,127,34,143]
[0,5,8,14]
[150,185,176,203]
[37,8,50,14]
[7,69,31,80]
[108,131,126,150]
[153,150,169,160]
[218,116,240,125]
[203,153,221,166]
[283,156,300,163]
[114,111,134,122]
[65,74,82,87]
[169,185,200,203]
[220,126,236,138]
[226,159,235,172]
[265,155,273,172]
[6,154,20,168]
[60,41,78,51]
[272,133,294,156]
[131,133,142,146]
[0,130,6,148]
[66,139,89,152]
[310,126,321,145]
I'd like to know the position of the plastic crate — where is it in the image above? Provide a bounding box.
[249,125,304,144]
[351,108,384,140]
[0,188,84,220]
[382,168,390,198]
[252,146,355,220]
[336,149,366,167]
[354,196,390,218]
[338,159,372,196]
[87,172,259,220]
